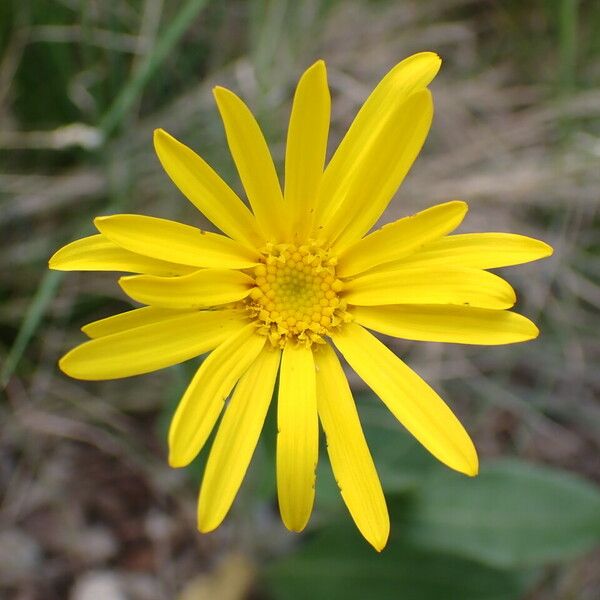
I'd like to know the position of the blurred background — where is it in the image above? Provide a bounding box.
[1,0,599,598]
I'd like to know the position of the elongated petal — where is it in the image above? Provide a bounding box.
[169,324,266,467]
[95,214,260,269]
[277,344,318,532]
[315,344,389,551]
[198,346,281,532]
[154,129,263,248]
[119,269,254,309]
[59,309,246,380]
[392,233,554,270]
[49,234,193,276]
[324,89,434,249]
[213,87,284,240]
[313,52,441,236]
[82,306,191,338]
[337,201,467,278]
[332,323,478,476]
[352,305,539,345]
[284,60,330,241]
[344,266,516,309]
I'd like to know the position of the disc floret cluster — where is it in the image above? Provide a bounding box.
[247,241,350,347]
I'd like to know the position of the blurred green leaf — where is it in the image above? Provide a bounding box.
[265,520,528,600]
[357,391,440,492]
[363,419,439,493]
[401,459,600,568]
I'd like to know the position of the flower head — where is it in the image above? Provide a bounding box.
[50,52,552,551]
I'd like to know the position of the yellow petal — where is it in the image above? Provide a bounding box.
[59,309,246,380]
[284,60,330,241]
[392,233,554,270]
[119,269,254,309]
[169,324,266,467]
[82,306,191,338]
[324,89,434,250]
[153,129,263,248]
[277,344,318,532]
[332,323,478,476]
[352,305,539,345]
[344,266,516,309]
[313,52,441,238]
[213,86,284,240]
[198,346,281,532]
[95,214,260,269]
[337,201,467,278]
[315,344,389,551]
[49,234,193,276]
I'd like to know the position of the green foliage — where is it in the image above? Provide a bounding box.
[265,522,529,600]
[401,459,600,568]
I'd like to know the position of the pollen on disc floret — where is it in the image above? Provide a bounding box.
[246,241,351,347]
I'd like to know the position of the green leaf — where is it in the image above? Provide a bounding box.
[401,459,600,568]
[264,519,528,600]
[364,417,439,492]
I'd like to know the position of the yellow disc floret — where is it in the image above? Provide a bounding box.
[246,241,351,347]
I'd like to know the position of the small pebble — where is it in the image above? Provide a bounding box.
[70,570,127,600]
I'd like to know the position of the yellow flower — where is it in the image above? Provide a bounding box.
[50,52,552,551]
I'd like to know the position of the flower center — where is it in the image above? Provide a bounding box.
[246,241,351,347]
